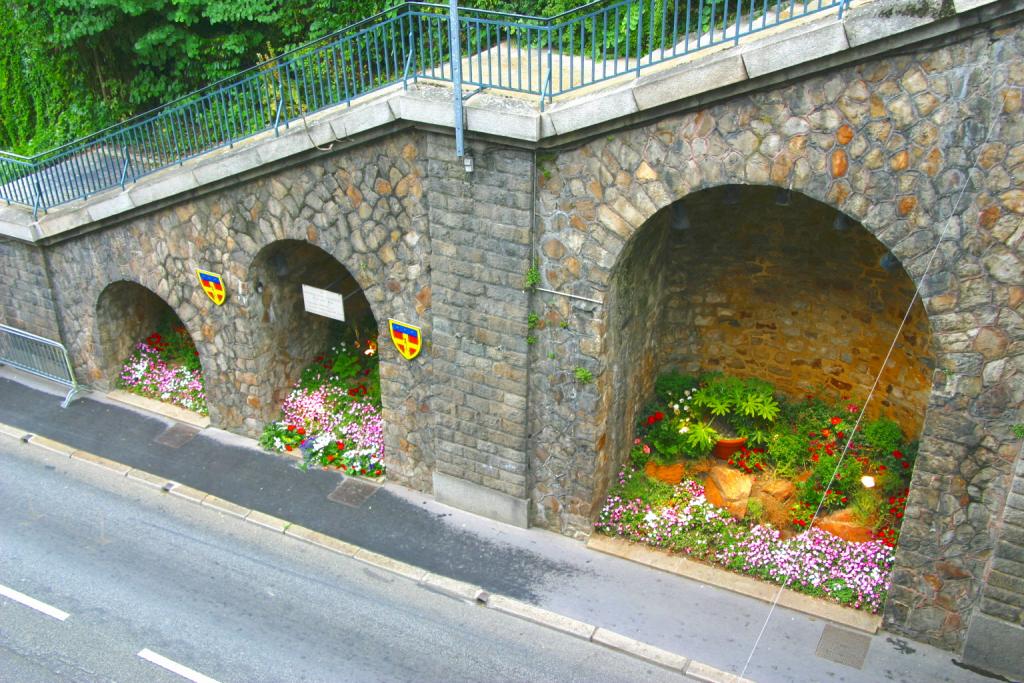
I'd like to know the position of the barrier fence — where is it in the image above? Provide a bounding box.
[0,0,847,214]
[0,324,83,408]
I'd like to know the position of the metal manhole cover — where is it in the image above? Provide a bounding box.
[153,423,201,449]
[327,478,379,507]
[815,624,871,669]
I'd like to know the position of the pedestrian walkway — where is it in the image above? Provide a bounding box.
[0,371,994,683]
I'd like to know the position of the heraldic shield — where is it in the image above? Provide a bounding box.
[388,319,422,360]
[195,268,226,305]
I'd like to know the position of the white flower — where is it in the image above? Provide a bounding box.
[679,425,689,434]
[644,511,658,525]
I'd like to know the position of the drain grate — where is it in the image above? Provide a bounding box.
[327,478,379,507]
[153,423,201,449]
[815,624,871,670]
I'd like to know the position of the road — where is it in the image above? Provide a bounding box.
[0,438,683,683]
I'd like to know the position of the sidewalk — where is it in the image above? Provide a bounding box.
[0,371,994,683]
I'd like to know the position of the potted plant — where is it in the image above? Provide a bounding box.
[692,373,781,460]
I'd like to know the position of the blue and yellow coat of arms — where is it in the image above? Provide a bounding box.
[195,268,226,306]
[388,319,422,360]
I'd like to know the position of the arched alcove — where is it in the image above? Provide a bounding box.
[96,280,203,391]
[601,184,934,521]
[248,239,376,423]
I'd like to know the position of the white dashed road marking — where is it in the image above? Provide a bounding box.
[138,648,222,683]
[0,582,70,621]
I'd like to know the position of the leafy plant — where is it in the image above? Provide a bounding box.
[523,261,541,291]
[527,312,539,329]
[526,335,537,345]
[1013,424,1024,439]
[574,366,593,383]
[692,374,780,445]
[655,370,699,403]
[862,418,904,457]
[767,430,809,478]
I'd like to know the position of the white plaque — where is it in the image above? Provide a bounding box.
[302,284,345,321]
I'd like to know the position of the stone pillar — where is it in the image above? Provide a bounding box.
[426,138,534,526]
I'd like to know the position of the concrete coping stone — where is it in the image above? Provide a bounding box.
[27,434,76,457]
[684,659,756,683]
[106,390,211,428]
[486,594,597,641]
[587,533,882,634]
[591,628,690,673]
[200,494,250,519]
[283,524,360,557]
[168,483,209,504]
[0,423,27,440]
[245,509,290,533]
[126,468,174,489]
[420,572,487,603]
[69,449,133,475]
[353,548,429,583]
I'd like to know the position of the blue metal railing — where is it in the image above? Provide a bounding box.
[0,0,847,214]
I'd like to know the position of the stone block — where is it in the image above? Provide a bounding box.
[340,98,398,138]
[742,20,850,80]
[192,147,263,186]
[547,87,638,137]
[634,55,747,111]
[843,2,937,49]
[127,169,199,208]
[961,612,1024,680]
[432,470,528,528]
[85,192,135,223]
[466,105,540,142]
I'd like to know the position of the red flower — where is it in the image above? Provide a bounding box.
[285,444,293,452]
[893,450,903,459]
[654,411,665,422]
[646,415,656,426]
[878,465,887,472]
[287,425,296,432]
[830,416,841,426]
[896,512,903,518]
[327,455,336,462]
[902,461,910,469]
[847,403,859,413]
[297,427,305,436]
[374,470,382,476]
[360,469,366,475]
[337,441,345,449]
[316,356,324,362]
[889,497,896,504]
[348,388,358,396]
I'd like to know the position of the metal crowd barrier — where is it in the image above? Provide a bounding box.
[0,323,83,408]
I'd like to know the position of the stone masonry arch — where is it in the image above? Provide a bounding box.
[530,25,1024,651]
[46,131,436,490]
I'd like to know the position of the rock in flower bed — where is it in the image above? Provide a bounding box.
[595,470,894,612]
[117,328,207,415]
[259,332,384,477]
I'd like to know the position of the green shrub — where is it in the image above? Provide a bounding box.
[655,371,699,402]
[616,471,675,508]
[862,418,904,456]
[767,430,809,477]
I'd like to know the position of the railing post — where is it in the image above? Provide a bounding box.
[635,0,644,77]
[273,65,288,137]
[448,0,466,160]
[403,29,417,90]
[31,174,43,220]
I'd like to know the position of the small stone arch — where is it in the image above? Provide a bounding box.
[95,279,206,392]
[243,238,379,426]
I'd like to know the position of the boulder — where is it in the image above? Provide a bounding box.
[761,479,796,502]
[704,466,752,519]
[814,508,876,543]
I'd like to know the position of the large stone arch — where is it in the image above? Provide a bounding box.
[529,26,1023,651]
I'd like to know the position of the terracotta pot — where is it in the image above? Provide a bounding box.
[644,460,685,484]
[713,436,747,460]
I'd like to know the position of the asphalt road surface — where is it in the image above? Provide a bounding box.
[0,438,684,683]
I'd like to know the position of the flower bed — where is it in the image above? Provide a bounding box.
[259,331,384,477]
[117,328,207,415]
[596,471,893,612]
[597,370,919,613]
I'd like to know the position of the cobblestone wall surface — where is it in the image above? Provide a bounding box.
[0,237,60,340]
[46,132,437,490]
[532,19,1024,650]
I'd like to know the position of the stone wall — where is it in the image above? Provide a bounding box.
[660,185,933,433]
[427,138,534,504]
[0,237,60,340]
[532,17,1024,652]
[44,131,438,490]
[96,281,189,383]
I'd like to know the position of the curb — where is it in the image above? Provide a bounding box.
[587,534,883,634]
[1,424,752,682]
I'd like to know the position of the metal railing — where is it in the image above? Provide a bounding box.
[0,324,83,407]
[0,0,848,214]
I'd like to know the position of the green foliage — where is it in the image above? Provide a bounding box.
[862,418,904,456]
[766,430,809,478]
[1013,424,1024,439]
[573,366,593,384]
[527,312,539,329]
[797,452,862,512]
[523,261,541,291]
[647,417,688,464]
[851,488,882,529]
[614,470,675,508]
[526,335,537,345]
[746,498,764,523]
[692,374,779,445]
[654,370,698,403]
